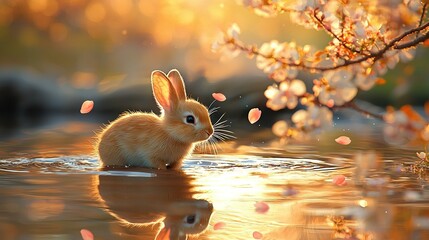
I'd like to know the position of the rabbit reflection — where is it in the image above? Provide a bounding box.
[92,169,213,240]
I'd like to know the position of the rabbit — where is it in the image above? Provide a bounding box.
[96,69,214,169]
[90,169,213,240]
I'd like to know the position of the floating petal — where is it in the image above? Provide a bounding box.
[253,231,263,239]
[254,201,269,214]
[213,222,225,230]
[332,175,347,186]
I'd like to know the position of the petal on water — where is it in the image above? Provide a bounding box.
[213,222,225,230]
[253,231,263,239]
[332,175,347,186]
[254,201,269,214]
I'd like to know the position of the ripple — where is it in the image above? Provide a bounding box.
[0,153,345,176]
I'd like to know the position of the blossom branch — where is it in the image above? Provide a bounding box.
[224,21,429,72]
[311,10,364,55]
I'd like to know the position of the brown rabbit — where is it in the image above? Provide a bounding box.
[91,169,213,240]
[96,69,214,169]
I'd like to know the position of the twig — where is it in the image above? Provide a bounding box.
[342,102,384,121]
[417,3,428,38]
[312,10,364,55]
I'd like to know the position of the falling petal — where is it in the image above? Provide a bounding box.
[80,229,94,240]
[213,222,225,230]
[248,108,262,124]
[212,93,226,102]
[253,231,263,239]
[335,136,351,145]
[80,100,94,114]
[333,175,347,186]
[254,201,269,214]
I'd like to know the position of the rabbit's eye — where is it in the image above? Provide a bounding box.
[185,115,195,124]
[184,215,196,224]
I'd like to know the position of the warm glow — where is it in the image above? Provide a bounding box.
[85,2,106,23]
[359,199,368,208]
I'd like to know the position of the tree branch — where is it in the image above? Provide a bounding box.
[417,3,428,38]
[341,102,384,121]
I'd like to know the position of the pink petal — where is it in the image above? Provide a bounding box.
[253,231,263,239]
[332,175,347,186]
[248,108,262,124]
[80,100,94,114]
[335,136,351,145]
[80,229,94,240]
[254,201,269,214]
[213,221,225,230]
[212,93,226,102]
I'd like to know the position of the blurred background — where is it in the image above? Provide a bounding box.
[0,0,428,148]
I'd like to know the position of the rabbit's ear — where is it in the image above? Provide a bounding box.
[152,70,179,113]
[167,69,187,101]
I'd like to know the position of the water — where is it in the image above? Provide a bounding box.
[1,121,429,240]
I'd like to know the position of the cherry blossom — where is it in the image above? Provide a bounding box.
[314,69,358,106]
[211,23,242,59]
[264,79,306,111]
[213,1,429,144]
[256,41,300,81]
[292,105,333,131]
[272,120,289,137]
[383,106,427,144]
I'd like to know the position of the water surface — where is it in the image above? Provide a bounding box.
[1,121,429,240]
